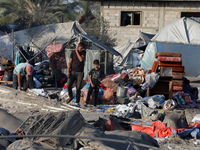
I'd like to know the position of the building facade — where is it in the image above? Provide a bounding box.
[87,0,200,44]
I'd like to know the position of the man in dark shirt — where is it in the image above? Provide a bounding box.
[66,42,86,104]
[86,59,104,107]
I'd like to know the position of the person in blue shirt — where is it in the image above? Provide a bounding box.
[13,63,34,91]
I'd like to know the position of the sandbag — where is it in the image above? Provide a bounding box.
[0,109,22,133]
[163,110,188,129]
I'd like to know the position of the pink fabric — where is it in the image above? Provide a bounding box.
[173,86,183,91]
[46,44,67,70]
[157,56,182,62]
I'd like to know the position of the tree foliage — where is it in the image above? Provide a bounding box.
[0,0,65,28]
[0,0,116,46]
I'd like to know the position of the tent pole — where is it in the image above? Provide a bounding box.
[12,29,14,62]
[26,36,58,62]
[5,32,29,62]
[28,37,57,62]
[105,50,107,75]
[54,61,57,89]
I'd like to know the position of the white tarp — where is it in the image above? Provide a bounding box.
[114,40,144,68]
[152,17,200,44]
[141,17,200,77]
[0,21,87,59]
[113,32,153,69]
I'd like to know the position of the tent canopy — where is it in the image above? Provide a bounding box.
[113,32,153,68]
[152,17,200,45]
[0,21,86,60]
[0,21,121,61]
[141,17,200,77]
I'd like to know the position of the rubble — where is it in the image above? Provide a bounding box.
[0,19,200,150]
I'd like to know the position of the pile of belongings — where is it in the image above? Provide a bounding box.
[0,109,160,149]
[0,58,14,83]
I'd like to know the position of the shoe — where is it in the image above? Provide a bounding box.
[76,103,80,107]
[66,97,73,104]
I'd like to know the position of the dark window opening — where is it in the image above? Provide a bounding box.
[181,12,200,18]
[121,11,141,26]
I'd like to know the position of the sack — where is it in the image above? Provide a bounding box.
[33,77,42,88]
[101,88,116,104]
[2,71,13,81]
[101,78,119,93]
[79,89,94,106]
[1,58,12,66]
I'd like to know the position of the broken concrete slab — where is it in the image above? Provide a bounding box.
[46,110,85,148]
[0,109,22,133]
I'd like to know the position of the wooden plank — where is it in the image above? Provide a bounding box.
[152,61,159,72]
[159,61,182,67]
[172,72,184,79]
[169,81,173,99]
[172,80,183,86]
[161,66,184,72]
[0,81,13,84]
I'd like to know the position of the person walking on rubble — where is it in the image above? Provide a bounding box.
[66,42,86,106]
[13,63,34,91]
[85,59,104,107]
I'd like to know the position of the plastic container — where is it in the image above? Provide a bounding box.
[117,86,128,98]
[108,110,114,113]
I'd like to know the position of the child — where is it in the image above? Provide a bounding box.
[86,59,104,107]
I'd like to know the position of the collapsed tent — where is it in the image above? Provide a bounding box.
[113,32,154,71]
[141,17,200,77]
[0,21,87,60]
[0,21,121,80]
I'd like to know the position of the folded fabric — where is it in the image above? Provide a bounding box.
[157,56,182,62]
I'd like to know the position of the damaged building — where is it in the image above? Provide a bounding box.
[84,0,200,44]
